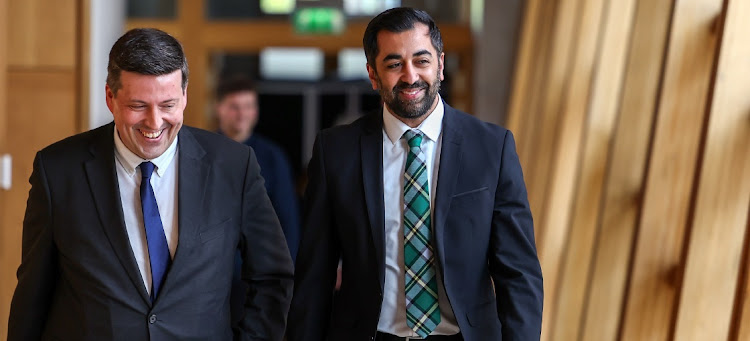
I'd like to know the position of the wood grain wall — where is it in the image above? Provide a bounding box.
[507,0,750,340]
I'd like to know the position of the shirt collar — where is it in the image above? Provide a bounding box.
[113,125,178,177]
[383,95,444,146]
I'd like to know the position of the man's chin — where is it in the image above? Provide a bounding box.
[135,143,171,160]
[392,108,428,120]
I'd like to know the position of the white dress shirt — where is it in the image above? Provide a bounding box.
[377,97,460,336]
[113,126,179,295]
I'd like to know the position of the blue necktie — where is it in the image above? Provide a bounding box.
[139,161,171,302]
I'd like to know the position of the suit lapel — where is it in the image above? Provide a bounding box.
[85,123,151,305]
[434,106,463,269]
[159,127,209,295]
[361,114,386,290]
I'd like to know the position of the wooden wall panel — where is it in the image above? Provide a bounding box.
[508,1,557,181]
[506,0,543,136]
[5,72,79,179]
[620,0,723,339]
[736,206,750,341]
[580,0,675,340]
[515,2,557,188]
[520,2,557,173]
[673,0,750,338]
[518,1,583,338]
[520,0,580,253]
[550,0,636,339]
[8,0,77,68]
[510,0,750,338]
[540,0,607,339]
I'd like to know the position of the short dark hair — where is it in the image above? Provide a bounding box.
[107,28,189,95]
[363,7,443,71]
[215,76,257,102]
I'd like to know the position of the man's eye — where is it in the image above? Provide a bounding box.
[129,105,146,110]
[387,63,401,69]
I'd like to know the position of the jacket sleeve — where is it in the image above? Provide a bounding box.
[237,148,295,341]
[8,152,58,341]
[488,130,544,340]
[286,133,341,341]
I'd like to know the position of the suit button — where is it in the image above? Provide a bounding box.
[148,314,157,324]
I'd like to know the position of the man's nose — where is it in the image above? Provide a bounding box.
[400,63,420,85]
[144,107,163,129]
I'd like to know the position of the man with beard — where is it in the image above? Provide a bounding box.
[288,7,543,341]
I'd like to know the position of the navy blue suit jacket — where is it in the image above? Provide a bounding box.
[288,103,543,341]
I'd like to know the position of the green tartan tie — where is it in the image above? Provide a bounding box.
[402,129,440,337]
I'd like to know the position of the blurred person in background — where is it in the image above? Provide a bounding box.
[288,7,543,341]
[214,76,301,259]
[214,76,301,330]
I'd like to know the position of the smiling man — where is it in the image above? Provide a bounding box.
[7,28,293,341]
[288,7,543,341]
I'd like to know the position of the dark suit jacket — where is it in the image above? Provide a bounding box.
[230,134,301,327]
[288,103,543,341]
[7,123,294,341]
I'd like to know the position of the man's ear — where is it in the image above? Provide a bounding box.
[181,84,188,109]
[105,84,115,112]
[367,63,379,90]
[439,52,445,81]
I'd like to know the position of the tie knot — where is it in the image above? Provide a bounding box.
[139,162,156,179]
[404,129,424,148]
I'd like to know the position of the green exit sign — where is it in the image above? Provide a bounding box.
[293,7,345,34]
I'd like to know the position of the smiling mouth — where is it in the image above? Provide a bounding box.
[140,129,164,139]
[397,86,427,99]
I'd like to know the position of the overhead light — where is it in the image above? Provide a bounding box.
[261,0,295,14]
[260,47,325,81]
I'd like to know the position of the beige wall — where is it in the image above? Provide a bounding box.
[508,0,750,340]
